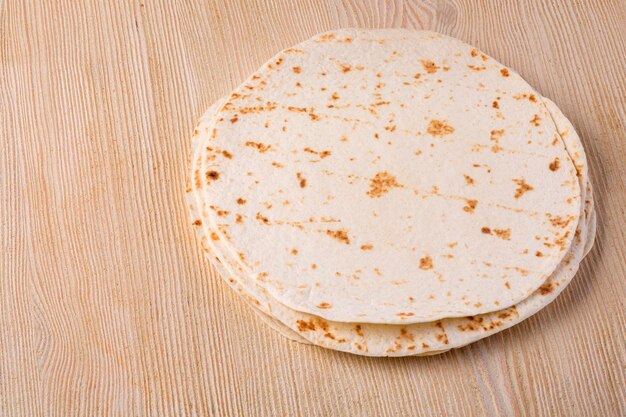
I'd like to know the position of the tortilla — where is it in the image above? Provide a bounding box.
[186,93,594,356]
[195,29,581,324]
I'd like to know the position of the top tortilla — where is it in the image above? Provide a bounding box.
[199,29,581,324]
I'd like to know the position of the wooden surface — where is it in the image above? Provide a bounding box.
[1,1,625,416]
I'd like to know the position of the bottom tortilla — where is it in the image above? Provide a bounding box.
[186,96,595,356]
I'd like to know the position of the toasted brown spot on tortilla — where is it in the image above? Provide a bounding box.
[236,198,246,205]
[470,49,478,57]
[307,109,320,121]
[463,199,478,213]
[229,115,239,123]
[422,343,430,348]
[497,308,518,320]
[304,147,332,159]
[360,243,374,251]
[500,68,510,77]
[235,214,243,224]
[296,172,307,188]
[311,263,317,269]
[398,328,415,341]
[490,129,504,143]
[504,281,511,289]
[513,93,538,102]
[315,320,329,332]
[206,170,220,182]
[210,232,220,241]
[494,228,511,240]
[354,325,364,337]
[419,255,434,270]
[547,214,574,229]
[397,312,415,318]
[292,66,301,74]
[553,230,571,250]
[331,92,340,101]
[435,331,449,344]
[214,208,229,216]
[192,219,202,226]
[535,251,543,257]
[427,119,455,137]
[538,282,554,295]
[291,249,298,255]
[271,161,284,168]
[317,302,332,309]
[467,64,486,71]
[481,227,492,234]
[464,174,475,185]
[549,157,561,171]
[366,171,401,198]
[421,60,439,74]
[513,178,534,198]
[326,229,350,244]
[492,101,500,109]
[255,212,270,224]
[245,141,271,153]
[340,63,352,73]
[221,150,233,159]
[530,114,541,126]
[296,320,316,332]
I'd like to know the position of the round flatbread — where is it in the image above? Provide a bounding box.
[197,29,581,324]
[186,93,594,356]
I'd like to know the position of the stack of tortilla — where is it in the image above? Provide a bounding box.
[186,29,595,356]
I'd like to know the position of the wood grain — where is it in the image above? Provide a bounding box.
[1,1,624,416]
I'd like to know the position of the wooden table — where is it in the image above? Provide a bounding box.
[2,1,624,416]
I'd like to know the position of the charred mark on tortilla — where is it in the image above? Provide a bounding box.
[463,199,478,213]
[420,60,439,74]
[419,255,433,270]
[513,178,534,198]
[549,157,561,171]
[296,172,307,188]
[245,141,271,153]
[530,114,541,126]
[426,119,454,137]
[325,229,350,244]
[206,170,220,183]
[367,172,401,198]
